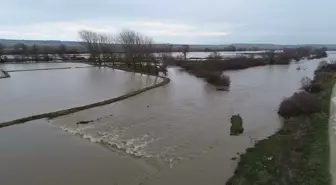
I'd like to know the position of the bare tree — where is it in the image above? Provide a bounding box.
[79,30,101,65]
[182,44,189,60]
[141,36,156,73]
[79,29,159,74]
[207,51,222,60]
[116,30,159,73]
[31,44,39,62]
[116,30,139,68]
[0,44,5,63]
[58,44,67,59]
[99,33,117,65]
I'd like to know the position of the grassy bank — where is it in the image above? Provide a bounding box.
[226,71,335,185]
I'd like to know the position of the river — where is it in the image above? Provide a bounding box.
[51,55,335,184]
[0,54,335,185]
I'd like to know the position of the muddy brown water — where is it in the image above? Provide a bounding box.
[0,65,160,122]
[0,62,90,71]
[1,54,336,185]
[51,56,335,184]
[0,120,155,185]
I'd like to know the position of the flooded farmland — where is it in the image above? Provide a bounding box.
[0,63,160,122]
[1,54,335,185]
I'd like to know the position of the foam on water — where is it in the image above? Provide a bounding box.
[59,124,156,158]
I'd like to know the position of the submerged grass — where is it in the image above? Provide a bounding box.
[226,72,334,185]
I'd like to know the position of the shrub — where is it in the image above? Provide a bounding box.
[207,52,223,60]
[309,83,323,93]
[230,114,244,135]
[204,72,230,87]
[278,91,321,118]
[301,76,323,93]
[301,76,312,91]
[316,60,336,73]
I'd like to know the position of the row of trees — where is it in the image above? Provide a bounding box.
[78,30,171,74]
[0,43,80,63]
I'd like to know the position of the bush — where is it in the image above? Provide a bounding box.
[301,76,323,93]
[230,114,244,135]
[301,76,312,91]
[309,83,323,93]
[316,60,336,73]
[278,91,321,118]
[207,52,223,60]
[204,72,231,87]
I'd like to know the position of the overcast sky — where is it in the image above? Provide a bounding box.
[1,0,335,44]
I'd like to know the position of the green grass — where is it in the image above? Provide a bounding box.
[226,72,334,185]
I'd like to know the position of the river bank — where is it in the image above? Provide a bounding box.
[226,69,335,184]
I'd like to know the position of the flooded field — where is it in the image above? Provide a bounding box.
[50,56,334,184]
[172,51,267,58]
[0,62,90,71]
[1,54,335,185]
[0,66,160,122]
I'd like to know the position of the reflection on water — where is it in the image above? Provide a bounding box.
[51,55,332,184]
[0,67,160,122]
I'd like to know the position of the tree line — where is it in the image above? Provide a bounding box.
[78,29,174,74]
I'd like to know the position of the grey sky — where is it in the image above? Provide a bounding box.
[1,0,335,44]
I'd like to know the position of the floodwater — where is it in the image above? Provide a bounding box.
[50,55,335,185]
[35,51,265,60]
[0,62,90,71]
[0,120,156,185]
[173,51,267,58]
[1,54,335,185]
[0,66,160,122]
